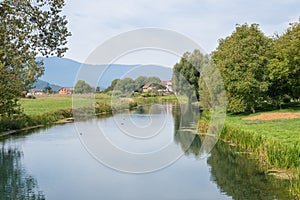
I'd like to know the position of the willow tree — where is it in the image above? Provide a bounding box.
[212,24,271,113]
[0,0,71,117]
[172,49,208,103]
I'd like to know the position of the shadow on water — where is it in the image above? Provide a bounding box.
[0,146,45,200]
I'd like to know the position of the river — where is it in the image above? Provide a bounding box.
[0,104,292,199]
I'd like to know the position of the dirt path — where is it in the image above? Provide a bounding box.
[244,112,300,120]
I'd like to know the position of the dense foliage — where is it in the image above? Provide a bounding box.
[268,21,300,107]
[173,20,300,113]
[0,0,70,117]
[105,76,162,95]
[172,49,207,103]
[74,80,95,94]
[212,24,271,113]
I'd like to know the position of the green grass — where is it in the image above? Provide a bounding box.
[198,103,300,195]
[20,94,112,115]
[20,94,181,117]
[215,105,300,195]
[133,95,185,104]
[0,94,114,133]
[225,111,300,144]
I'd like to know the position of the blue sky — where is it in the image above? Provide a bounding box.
[62,0,300,65]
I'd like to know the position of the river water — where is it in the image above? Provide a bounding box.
[0,104,292,200]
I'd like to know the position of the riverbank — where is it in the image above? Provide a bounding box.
[199,105,300,196]
[0,94,179,136]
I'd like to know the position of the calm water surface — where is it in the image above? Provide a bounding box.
[0,104,292,200]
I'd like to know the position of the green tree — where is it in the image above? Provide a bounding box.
[104,79,120,93]
[172,49,208,103]
[96,86,101,93]
[74,80,95,94]
[152,83,166,90]
[114,78,135,93]
[212,24,271,113]
[107,76,162,95]
[0,0,71,117]
[145,76,161,84]
[268,19,300,105]
[198,60,226,110]
[44,85,53,94]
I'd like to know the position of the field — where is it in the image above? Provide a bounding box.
[225,107,300,144]
[0,94,114,133]
[20,94,180,116]
[20,94,112,115]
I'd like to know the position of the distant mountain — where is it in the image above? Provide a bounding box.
[37,57,173,89]
[33,79,62,92]
[36,57,81,87]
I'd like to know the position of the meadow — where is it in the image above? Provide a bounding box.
[225,109,300,144]
[20,94,111,115]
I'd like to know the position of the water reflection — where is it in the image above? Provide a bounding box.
[0,145,45,200]
[173,104,199,156]
[207,142,292,200]
[171,103,292,199]
[174,131,292,199]
[0,103,294,200]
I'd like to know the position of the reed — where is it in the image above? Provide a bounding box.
[197,107,300,197]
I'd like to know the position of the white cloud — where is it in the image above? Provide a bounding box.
[62,0,300,64]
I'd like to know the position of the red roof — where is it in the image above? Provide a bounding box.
[143,83,152,89]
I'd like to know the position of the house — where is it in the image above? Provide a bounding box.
[142,83,156,92]
[27,89,44,96]
[58,87,73,94]
[161,81,173,92]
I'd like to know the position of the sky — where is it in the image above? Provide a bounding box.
[62,0,300,66]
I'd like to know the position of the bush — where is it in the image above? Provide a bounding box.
[26,95,36,99]
[128,101,138,110]
[283,94,291,103]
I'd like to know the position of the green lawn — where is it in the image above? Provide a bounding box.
[220,104,300,178]
[225,110,300,144]
[20,94,112,115]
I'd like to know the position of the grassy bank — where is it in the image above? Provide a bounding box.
[201,105,300,196]
[20,94,112,115]
[133,95,186,105]
[0,94,112,134]
[0,94,180,134]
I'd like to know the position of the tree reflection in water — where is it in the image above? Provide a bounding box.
[207,142,292,200]
[172,104,292,200]
[173,104,200,156]
[0,145,45,200]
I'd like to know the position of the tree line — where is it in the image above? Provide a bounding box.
[172,20,300,113]
[104,76,165,96]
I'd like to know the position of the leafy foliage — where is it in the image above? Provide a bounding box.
[172,50,207,102]
[105,76,161,95]
[212,24,271,113]
[0,0,71,117]
[43,85,54,94]
[74,80,95,94]
[268,19,300,106]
